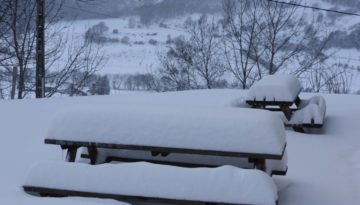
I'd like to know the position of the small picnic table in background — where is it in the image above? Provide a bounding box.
[246,75,326,133]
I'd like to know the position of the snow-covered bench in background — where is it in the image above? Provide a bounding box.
[246,74,326,132]
[287,95,326,129]
[24,162,279,205]
[45,107,287,175]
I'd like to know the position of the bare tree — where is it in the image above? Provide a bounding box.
[222,0,264,89]
[0,0,105,99]
[45,37,106,97]
[157,37,198,91]
[258,0,329,75]
[186,15,225,89]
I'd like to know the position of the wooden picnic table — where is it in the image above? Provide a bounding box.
[245,75,326,133]
[44,107,288,174]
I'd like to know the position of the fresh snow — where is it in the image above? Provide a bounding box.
[25,161,278,205]
[0,89,360,205]
[47,106,286,156]
[247,75,302,102]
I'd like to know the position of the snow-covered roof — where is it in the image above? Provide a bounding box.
[24,162,278,205]
[46,106,286,157]
[247,74,302,102]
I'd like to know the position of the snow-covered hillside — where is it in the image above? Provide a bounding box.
[54,0,360,92]
[0,90,360,205]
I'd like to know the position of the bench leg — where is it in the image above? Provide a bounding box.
[65,146,78,162]
[295,96,302,107]
[87,146,98,165]
[293,126,305,133]
[280,105,293,121]
[254,159,267,172]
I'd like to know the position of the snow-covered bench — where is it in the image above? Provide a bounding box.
[24,162,278,205]
[45,107,287,174]
[246,75,326,132]
[287,95,326,129]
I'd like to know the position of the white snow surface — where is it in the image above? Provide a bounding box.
[247,75,302,102]
[1,89,360,205]
[290,96,327,125]
[47,106,286,156]
[25,161,278,205]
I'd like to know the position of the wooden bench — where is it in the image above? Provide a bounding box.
[45,107,288,175]
[24,162,279,205]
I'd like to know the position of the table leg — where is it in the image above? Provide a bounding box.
[87,146,98,165]
[66,146,78,162]
[281,105,293,121]
[295,96,302,107]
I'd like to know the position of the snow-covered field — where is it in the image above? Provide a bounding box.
[0,89,359,204]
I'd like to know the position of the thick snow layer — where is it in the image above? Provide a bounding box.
[1,89,360,205]
[290,96,327,124]
[46,107,286,156]
[24,162,278,205]
[247,75,302,102]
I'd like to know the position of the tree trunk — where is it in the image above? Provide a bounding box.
[35,0,45,98]
[17,66,25,99]
[11,67,17,99]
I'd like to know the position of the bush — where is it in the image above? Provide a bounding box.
[84,22,110,44]
[89,75,110,95]
[159,22,169,28]
[148,39,158,46]
[134,41,145,45]
[112,29,119,34]
[146,33,158,36]
[121,36,131,45]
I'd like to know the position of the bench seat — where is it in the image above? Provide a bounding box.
[24,162,278,205]
[288,95,326,126]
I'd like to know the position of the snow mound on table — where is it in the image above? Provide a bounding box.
[46,106,286,156]
[247,74,302,102]
[290,96,326,125]
[24,162,278,205]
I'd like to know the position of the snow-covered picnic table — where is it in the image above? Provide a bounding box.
[246,74,326,132]
[45,107,287,173]
[246,74,302,105]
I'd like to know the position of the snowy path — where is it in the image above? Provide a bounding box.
[0,90,359,205]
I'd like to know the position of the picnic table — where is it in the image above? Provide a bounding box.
[24,106,287,205]
[44,107,288,175]
[246,75,326,132]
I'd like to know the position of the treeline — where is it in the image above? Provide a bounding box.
[59,0,221,21]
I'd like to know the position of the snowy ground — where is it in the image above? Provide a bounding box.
[0,89,360,205]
